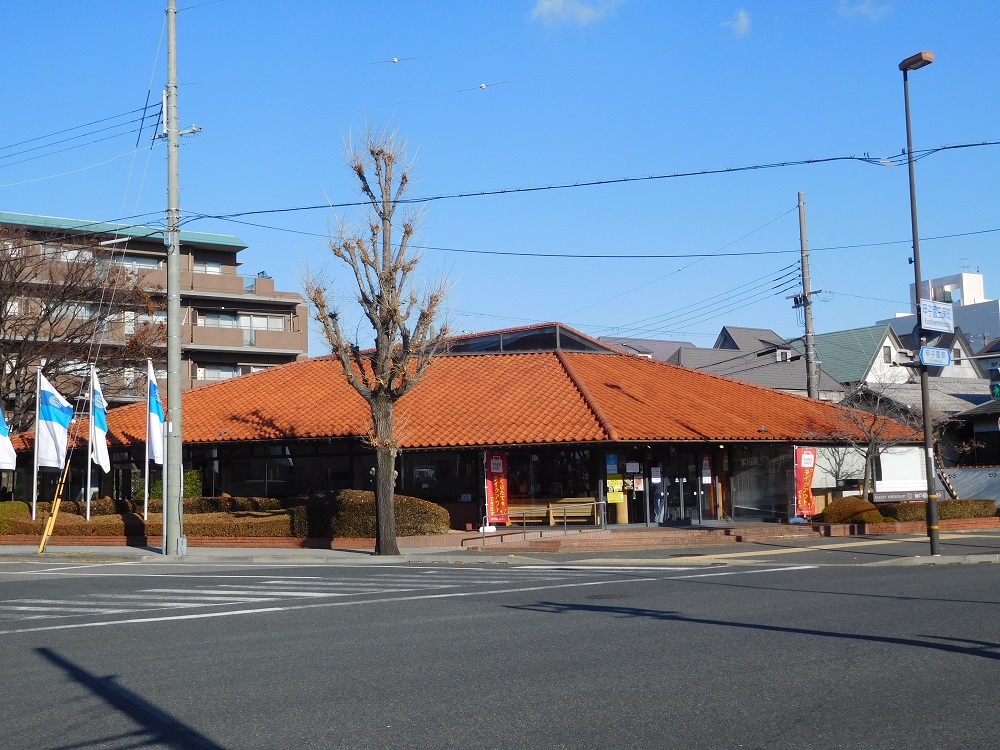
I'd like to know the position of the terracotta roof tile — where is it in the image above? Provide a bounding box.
[13,350,914,452]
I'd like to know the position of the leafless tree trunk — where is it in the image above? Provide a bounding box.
[305,125,449,556]
[0,227,163,432]
[836,382,922,502]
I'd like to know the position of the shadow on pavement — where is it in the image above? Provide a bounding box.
[35,648,228,749]
[506,601,1000,662]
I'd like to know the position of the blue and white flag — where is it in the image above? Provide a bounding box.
[147,360,165,465]
[37,374,74,469]
[90,369,111,473]
[0,409,15,471]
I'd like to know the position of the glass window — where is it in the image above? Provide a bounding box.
[193,260,223,275]
[882,345,892,364]
[196,364,241,381]
[118,254,162,271]
[952,348,962,365]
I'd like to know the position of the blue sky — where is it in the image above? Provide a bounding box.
[4,1,998,352]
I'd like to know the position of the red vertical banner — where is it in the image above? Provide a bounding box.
[794,446,818,517]
[485,452,509,524]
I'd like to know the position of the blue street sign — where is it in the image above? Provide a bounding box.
[919,346,952,367]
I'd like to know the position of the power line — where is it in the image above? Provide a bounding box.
[187,138,1000,222]
[0,107,151,152]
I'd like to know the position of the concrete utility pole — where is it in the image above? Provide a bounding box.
[163,0,184,555]
[797,192,820,399]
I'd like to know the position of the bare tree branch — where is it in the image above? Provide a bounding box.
[0,226,164,432]
[304,124,450,555]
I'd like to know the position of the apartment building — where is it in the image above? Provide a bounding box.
[0,211,308,404]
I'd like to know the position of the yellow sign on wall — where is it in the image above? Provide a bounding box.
[607,474,624,503]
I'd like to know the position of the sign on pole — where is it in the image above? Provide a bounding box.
[919,346,952,367]
[484,452,509,525]
[793,446,817,517]
[919,299,954,334]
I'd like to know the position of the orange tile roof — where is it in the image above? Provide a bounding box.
[13,350,915,452]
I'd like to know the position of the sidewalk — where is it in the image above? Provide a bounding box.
[3,527,1000,567]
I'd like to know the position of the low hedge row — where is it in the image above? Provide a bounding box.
[0,501,31,535]
[0,489,452,538]
[880,499,997,521]
[817,496,999,525]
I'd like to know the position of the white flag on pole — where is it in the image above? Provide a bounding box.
[147,361,165,465]
[36,374,73,469]
[90,369,111,473]
[0,408,15,471]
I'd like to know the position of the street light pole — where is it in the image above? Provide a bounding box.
[900,50,939,556]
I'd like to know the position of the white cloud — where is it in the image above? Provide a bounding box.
[839,0,895,21]
[726,8,751,37]
[531,0,624,26]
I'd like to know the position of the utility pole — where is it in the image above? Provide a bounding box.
[796,192,820,399]
[162,0,198,556]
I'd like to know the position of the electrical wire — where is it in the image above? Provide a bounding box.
[188,138,1000,222]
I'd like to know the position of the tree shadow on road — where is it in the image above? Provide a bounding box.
[35,648,228,749]
[506,601,1000,661]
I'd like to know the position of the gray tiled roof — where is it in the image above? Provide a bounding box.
[861,378,993,415]
[713,326,787,351]
[957,398,1000,418]
[671,347,842,393]
[599,336,694,361]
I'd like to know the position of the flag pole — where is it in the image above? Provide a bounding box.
[144,361,151,522]
[31,366,41,520]
[86,365,94,521]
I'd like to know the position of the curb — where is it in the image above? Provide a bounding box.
[868,553,1000,566]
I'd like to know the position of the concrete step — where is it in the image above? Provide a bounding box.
[465,523,828,552]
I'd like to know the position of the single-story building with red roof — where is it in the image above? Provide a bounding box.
[11,334,919,528]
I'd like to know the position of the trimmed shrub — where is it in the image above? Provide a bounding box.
[138,469,203,503]
[880,499,997,521]
[816,496,886,524]
[4,491,452,539]
[330,489,452,538]
[0,501,30,534]
[879,501,927,522]
[182,511,295,538]
[939,499,997,519]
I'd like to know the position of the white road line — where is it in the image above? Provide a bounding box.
[666,565,818,579]
[90,593,278,603]
[519,565,699,572]
[0,605,134,614]
[0,577,656,635]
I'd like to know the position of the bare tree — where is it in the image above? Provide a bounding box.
[0,226,164,431]
[305,126,449,555]
[836,382,922,501]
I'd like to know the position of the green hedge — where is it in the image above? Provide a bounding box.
[816,496,886,524]
[880,499,998,521]
[0,501,30,534]
[329,489,452,538]
[4,490,452,539]
[7,510,296,538]
[134,469,203,503]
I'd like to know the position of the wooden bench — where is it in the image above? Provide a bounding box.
[504,498,601,526]
[547,498,600,526]
[504,504,549,526]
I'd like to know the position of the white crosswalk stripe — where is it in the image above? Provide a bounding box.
[0,567,601,623]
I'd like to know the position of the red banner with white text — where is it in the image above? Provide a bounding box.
[485,452,509,524]
[794,446,817,517]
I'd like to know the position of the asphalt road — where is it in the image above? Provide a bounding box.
[1,560,998,749]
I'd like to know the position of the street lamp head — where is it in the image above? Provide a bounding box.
[899,51,934,72]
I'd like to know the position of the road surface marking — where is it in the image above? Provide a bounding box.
[0,577,656,635]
